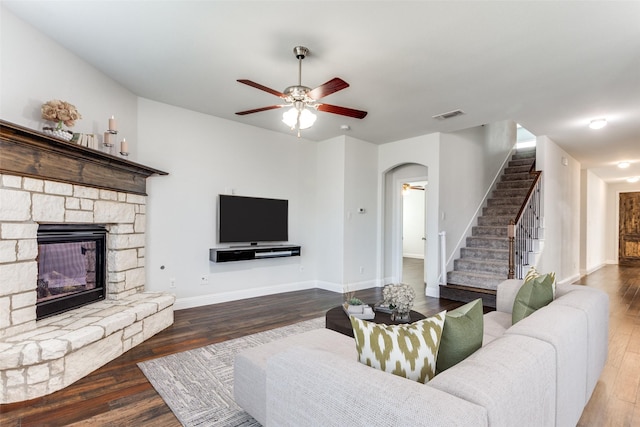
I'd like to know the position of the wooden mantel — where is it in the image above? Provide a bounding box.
[0,120,168,195]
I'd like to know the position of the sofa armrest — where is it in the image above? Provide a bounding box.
[266,347,488,427]
[495,279,524,313]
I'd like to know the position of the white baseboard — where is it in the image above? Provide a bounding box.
[173,280,317,311]
[174,278,399,311]
[316,279,380,294]
[426,284,440,298]
[402,253,424,259]
[382,275,399,285]
[580,263,606,276]
[558,273,581,286]
[314,281,344,293]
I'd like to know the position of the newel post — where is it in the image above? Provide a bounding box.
[508,220,515,279]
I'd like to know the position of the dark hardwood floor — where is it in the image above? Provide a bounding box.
[1,265,638,426]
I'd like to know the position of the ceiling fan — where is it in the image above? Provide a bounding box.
[402,183,425,194]
[236,46,368,136]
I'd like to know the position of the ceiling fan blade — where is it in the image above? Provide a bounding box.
[237,79,286,98]
[317,103,368,119]
[308,78,349,100]
[235,105,286,115]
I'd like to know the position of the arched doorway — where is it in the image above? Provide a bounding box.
[382,163,428,293]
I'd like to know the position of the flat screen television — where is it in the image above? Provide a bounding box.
[218,195,288,244]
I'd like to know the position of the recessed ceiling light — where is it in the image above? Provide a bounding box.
[618,162,631,169]
[589,118,607,129]
[627,177,640,183]
[340,125,351,131]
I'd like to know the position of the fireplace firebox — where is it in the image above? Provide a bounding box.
[36,224,107,319]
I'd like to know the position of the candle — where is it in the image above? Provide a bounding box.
[108,116,117,131]
[120,138,128,153]
[103,131,111,145]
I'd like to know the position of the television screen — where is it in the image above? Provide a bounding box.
[218,195,288,244]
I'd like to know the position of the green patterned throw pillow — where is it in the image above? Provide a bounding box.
[512,267,556,324]
[436,298,483,374]
[350,311,446,383]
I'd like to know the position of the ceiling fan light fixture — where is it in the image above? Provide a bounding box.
[298,108,317,130]
[282,107,298,128]
[282,106,316,130]
[589,118,607,129]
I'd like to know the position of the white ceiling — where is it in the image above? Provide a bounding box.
[4,1,640,182]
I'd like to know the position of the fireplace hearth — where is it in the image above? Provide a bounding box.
[36,224,107,319]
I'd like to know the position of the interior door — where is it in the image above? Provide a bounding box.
[402,186,426,258]
[619,192,640,266]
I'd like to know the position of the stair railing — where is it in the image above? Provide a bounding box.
[508,161,542,279]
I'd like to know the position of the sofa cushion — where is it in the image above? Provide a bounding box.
[495,279,525,313]
[482,311,511,346]
[512,270,555,324]
[429,334,557,427]
[550,285,609,401]
[350,311,446,383]
[436,298,483,374]
[234,328,355,426]
[266,346,489,426]
[506,301,588,427]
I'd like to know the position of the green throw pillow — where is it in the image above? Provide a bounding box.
[436,298,483,374]
[512,270,555,324]
[524,266,556,296]
[350,311,446,384]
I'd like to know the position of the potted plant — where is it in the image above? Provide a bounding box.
[343,292,365,314]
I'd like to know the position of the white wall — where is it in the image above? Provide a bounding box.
[536,135,581,284]
[604,181,640,263]
[580,170,607,274]
[314,136,379,292]
[0,8,138,158]
[138,99,319,308]
[343,137,379,289]
[315,137,346,289]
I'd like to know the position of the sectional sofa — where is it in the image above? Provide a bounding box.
[234,279,609,426]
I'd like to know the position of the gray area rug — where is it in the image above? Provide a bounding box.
[138,317,325,427]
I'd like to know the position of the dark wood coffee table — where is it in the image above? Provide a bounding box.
[325,306,426,338]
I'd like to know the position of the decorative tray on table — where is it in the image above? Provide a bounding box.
[373,304,394,314]
[342,304,375,320]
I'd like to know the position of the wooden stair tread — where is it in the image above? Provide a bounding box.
[442,283,497,295]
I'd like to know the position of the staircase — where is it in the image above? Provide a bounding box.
[440,148,537,307]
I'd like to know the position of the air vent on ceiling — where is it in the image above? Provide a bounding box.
[432,109,465,120]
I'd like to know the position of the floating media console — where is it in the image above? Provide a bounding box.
[210,245,301,263]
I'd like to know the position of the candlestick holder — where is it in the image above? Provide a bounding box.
[119,151,129,157]
[104,129,117,148]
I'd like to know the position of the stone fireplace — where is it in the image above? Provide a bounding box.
[0,120,173,403]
